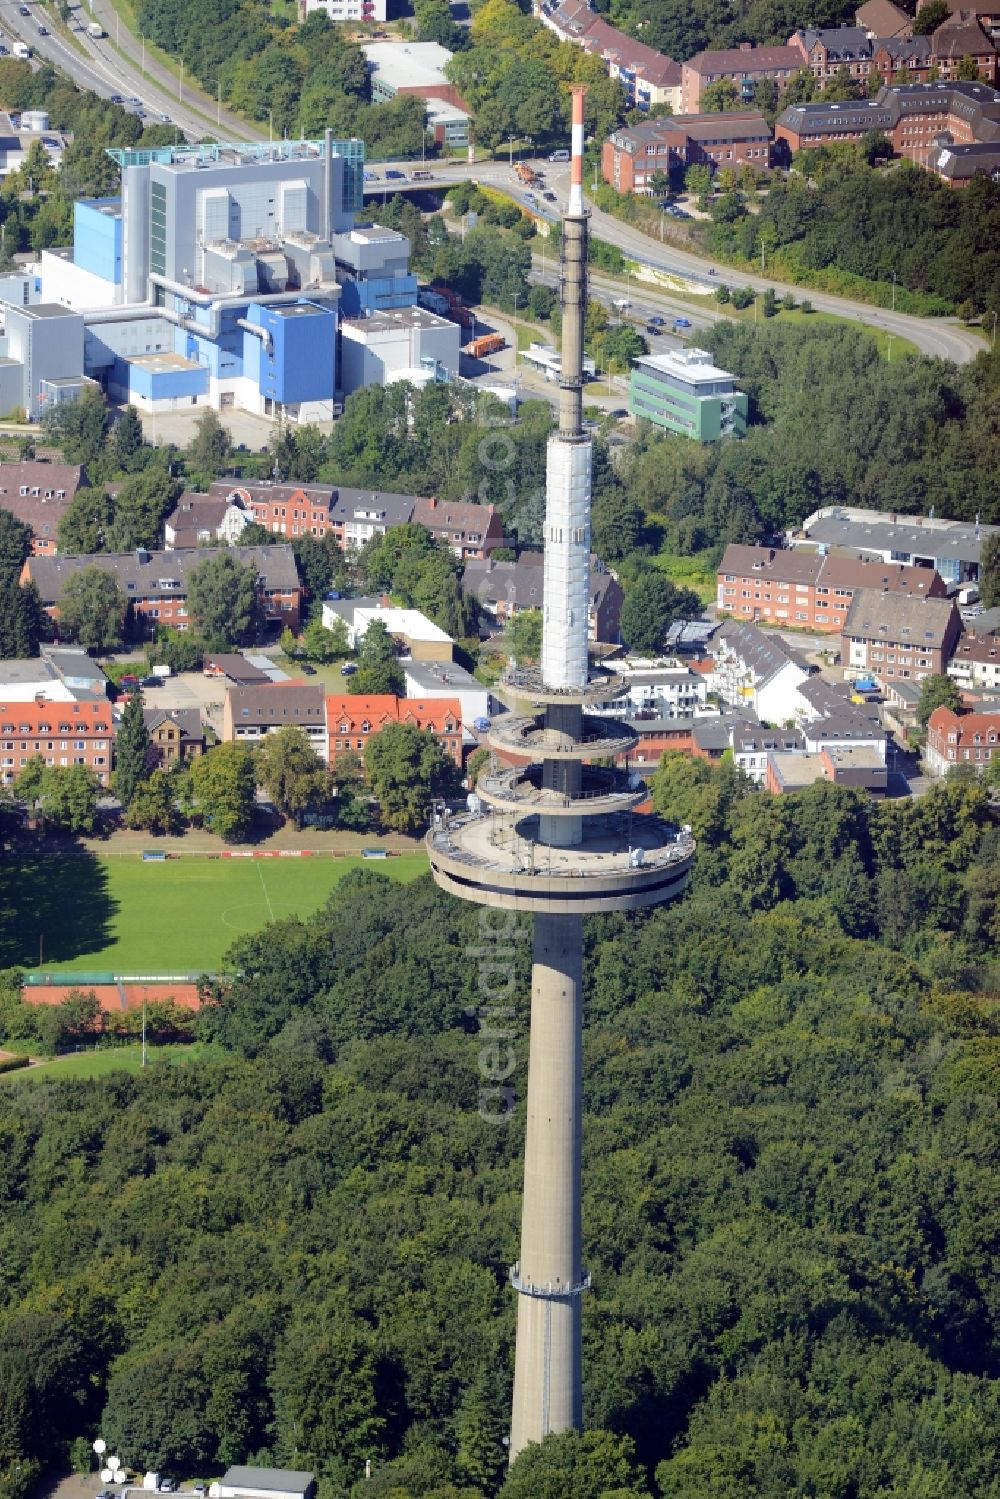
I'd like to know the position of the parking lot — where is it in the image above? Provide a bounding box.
[138,670,228,735]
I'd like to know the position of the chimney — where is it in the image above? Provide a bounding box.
[569,85,586,216]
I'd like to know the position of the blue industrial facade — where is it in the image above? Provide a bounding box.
[242,300,336,406]
[337,271,418,318]
[113,355,208,403]
[74,200,122,285]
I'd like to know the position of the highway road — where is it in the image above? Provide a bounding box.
[367,157,987,367]
[0,0,259,141]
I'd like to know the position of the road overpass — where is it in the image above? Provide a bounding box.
[365,157,986,366]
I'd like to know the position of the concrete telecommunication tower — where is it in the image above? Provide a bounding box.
[427,88,696,1460]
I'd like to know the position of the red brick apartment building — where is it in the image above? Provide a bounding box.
[0,462,87,554]
[843,589,963,682]
[411,497,504,562]
[208,480,422,549]
[776,80,1000,182]
[326,694,464,767]
[602,112,773,191]
[24,545,302,634]
[681,44,804,112]
[716,543,948,632]
[0,698,114,785]
[925,705,1000,774]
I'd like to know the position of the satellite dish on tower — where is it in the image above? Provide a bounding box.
[94,1441,107,1457]
[101,1471,113,1484]
[108,1458,121,1473]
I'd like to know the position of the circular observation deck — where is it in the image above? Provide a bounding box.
[499,666,629,711]
[476,763,646,819]
[489,713,639,762]
[426,807,695,915]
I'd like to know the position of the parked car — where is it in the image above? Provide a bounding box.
[139,676,162,688]
[340,662,357,676]
[543,190,556,201]
[110,93,123,103]
[159,1481,176,1493]
[299,662,317,675]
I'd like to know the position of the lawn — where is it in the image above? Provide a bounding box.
[650,550,718,605]
[0,1043,220,1086]
[1,853,428,976]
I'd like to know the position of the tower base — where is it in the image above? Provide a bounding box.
[509,913,585,1460]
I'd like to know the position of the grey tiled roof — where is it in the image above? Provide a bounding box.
[28,544,299,602]
[843,589,959,647]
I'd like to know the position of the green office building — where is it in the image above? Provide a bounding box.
[629,347,748,441]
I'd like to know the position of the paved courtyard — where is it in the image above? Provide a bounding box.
[142,672,227,735]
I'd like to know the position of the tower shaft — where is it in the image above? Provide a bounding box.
[509,914,584,1455]
[426,79,695,1474]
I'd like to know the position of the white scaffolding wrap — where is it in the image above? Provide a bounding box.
[541,434,592,691]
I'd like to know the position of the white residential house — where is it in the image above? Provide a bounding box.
[709,621,812,724]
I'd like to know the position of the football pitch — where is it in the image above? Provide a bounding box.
[1,852,429,976]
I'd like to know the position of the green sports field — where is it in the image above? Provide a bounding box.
[1,853,428,975]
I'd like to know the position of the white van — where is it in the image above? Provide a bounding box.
[548,149,570,162]
[87,20,106,36]
[12,41,31,58]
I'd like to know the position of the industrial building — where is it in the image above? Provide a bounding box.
[788,504,998,584]
[629,347,747,440]
[0,135,453,423]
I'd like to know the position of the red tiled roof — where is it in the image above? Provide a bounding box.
[326,694,400,734]
[22,982,202,1012]
[928,706,1000,743]
[397,697,463,733]
[0,700,112,733]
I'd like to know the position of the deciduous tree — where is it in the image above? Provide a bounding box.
[190,742,256,842]
[619,572,701,654]
[186,553,263,651]
[114,691,150,812]
[255,727,329,828]
[364,721,460,831]
[58,567,126,651]
[917,672,962,728]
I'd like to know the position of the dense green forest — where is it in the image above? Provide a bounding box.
[705,161,1000,315]
[1,768,997,1496]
